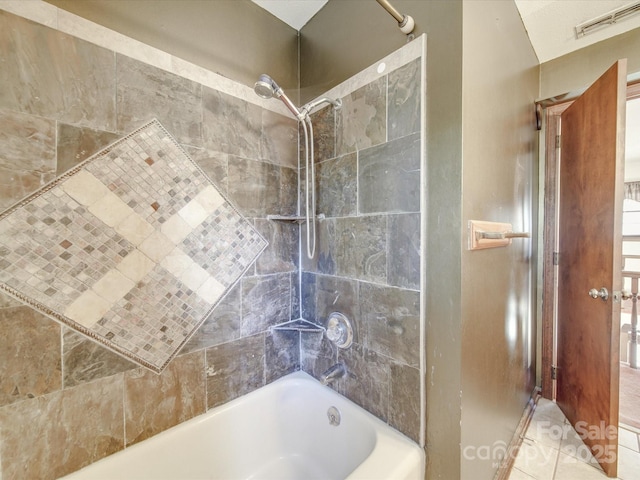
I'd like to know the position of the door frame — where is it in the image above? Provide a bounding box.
[541,80,640,399]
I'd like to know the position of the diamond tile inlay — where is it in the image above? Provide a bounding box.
[0,120,267,372]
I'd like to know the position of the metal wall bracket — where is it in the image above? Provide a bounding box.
[468,220,530,251]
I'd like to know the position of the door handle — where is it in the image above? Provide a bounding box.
[588,287,609,301]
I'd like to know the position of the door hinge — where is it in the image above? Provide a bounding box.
[551,365,558,380]
[555,134,561,149]
[553,252,559,265]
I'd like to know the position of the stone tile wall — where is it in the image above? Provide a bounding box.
[0,5,424,476]
[300,58,423,443]
[0,10,298,478]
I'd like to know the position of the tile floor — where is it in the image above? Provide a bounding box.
[509,399,640,479]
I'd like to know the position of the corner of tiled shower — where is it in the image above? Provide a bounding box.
[0,3,424,478]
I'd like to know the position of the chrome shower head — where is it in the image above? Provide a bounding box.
[254,73,305,121]
[254,74,276,99]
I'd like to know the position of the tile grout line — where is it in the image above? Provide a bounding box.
[550,442,561,480]
[114,51,118,135]
[59,323,64,390]
[122,372,127,451]
[203,348,208,412]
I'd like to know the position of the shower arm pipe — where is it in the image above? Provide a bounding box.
[300,97,342,117]
[375,0,415,34]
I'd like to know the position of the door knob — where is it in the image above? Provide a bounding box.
[588,287,609,301]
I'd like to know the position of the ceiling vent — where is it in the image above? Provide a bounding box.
[575,1,640,38]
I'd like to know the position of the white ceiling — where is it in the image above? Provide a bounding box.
[251,0,327,30]
[515,0,640,63]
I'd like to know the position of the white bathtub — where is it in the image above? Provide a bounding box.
[62,371,424,480]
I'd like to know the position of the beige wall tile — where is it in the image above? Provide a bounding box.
[184,147,228,195]
[114,212,155,246]
[389,363,420,443]
[56,123,120,176]
[160,213,192,244]
[137,230,175,263]
[0,11,116,130]
[91,269,135,304]
[181,282,241,354]
[197,276,225,304]
[64,289,111,328]
[260,109,298,168]
[116,250,155,283]
[177,199,209,228]
[0,109,56,175]
[0,305,61,407]
[0,109,56,210]
[206,334,265,409]
[63,329,135,388]
[61,170,111,207]
[0,290,22,309]
[160,247,193,277]
[179,263,209,292]
[194,185,225,212]
[124,350,205,446]
[202,88,262,159]
[0,374,124,480]
[87,190,134,227]
[116,54,202,145]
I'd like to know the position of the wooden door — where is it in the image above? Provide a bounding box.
[556,60,627,477]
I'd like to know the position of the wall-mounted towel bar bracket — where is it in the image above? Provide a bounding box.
[468,220,530,250]
[477,231,530,240]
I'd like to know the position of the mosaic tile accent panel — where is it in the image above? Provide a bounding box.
[0,120,267,373]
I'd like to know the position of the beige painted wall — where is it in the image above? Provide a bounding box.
[460,1,539,479]
[44,0,299,95]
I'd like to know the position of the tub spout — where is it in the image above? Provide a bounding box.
[320,363,346,386]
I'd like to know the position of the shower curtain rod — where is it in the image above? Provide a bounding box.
[375,0,415,34]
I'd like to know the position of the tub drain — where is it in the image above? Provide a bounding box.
[327,406,341,426]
